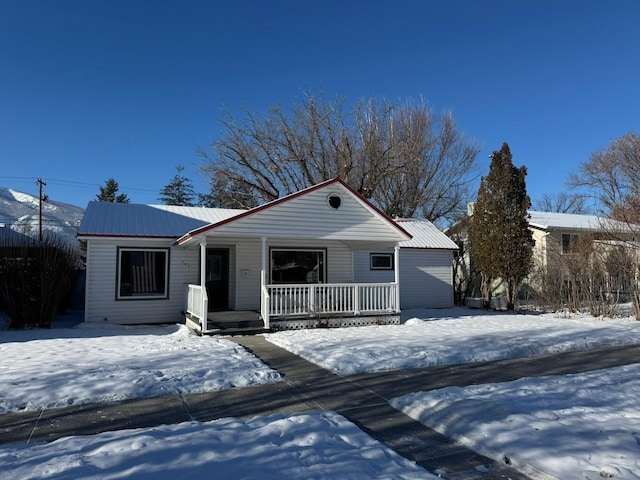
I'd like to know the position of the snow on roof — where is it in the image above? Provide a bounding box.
[396,218,458,249]
[77,202,246,238]
[528,211,611,231]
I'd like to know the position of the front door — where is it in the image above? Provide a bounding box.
[206,249,229,311]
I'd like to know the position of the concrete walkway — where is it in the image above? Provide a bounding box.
[3,340,640,480]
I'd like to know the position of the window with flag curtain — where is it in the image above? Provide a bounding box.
[117,248,168,299]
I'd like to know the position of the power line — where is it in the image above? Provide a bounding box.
[1,176,159,194]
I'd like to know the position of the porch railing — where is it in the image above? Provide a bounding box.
[186,282,398,331]
[186,284,208,331]
[266,282,398,318]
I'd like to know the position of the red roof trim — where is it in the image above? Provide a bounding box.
[176,177,412,245]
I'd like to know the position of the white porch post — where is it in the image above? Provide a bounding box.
[261,236,269,329]
[394,244,401,312]
[200,239,208,330]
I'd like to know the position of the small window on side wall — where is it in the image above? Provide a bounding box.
[117,248,169,300]
[370,253,393,270]
[561,233,579,254]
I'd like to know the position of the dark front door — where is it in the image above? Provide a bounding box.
[206,249,229,311]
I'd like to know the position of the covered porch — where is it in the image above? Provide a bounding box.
[185,238,401,334]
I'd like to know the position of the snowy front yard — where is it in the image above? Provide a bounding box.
[263,307,640,374]
[2,308,640,479]
[0,323,280,414]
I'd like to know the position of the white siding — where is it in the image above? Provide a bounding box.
[84,238,198,324]
[400,249,454,308]
[233,238,261,310]
[354,249,454,309]
[202,184,407,242]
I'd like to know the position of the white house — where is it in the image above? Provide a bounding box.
[77,178,457,333]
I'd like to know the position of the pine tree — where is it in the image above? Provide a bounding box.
[471,143,533,310]
[198,171,259,209]
[159,166,195,206]
[96,178,130,203]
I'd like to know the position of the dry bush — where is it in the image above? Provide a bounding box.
[0,236,78,328]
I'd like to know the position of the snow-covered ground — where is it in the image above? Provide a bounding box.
[264,308,640,374]
[392,365,640,480]
[0,323,280,414]
[0,411,436,480]
[2,309,640,479]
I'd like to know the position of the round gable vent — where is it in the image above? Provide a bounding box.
[327,193,342,209]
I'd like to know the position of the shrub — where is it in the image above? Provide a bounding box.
[0,235,78,328]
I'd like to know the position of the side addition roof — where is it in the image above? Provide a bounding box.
[396,218,459,250]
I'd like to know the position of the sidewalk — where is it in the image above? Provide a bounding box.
[3,340,640,479]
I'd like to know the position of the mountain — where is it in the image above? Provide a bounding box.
[0,187,85,246]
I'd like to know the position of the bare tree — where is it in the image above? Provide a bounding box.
[570,132,640,222]
[570,131,640,319]
[201,94,480,225]
[532,233,629,318]
[533,192,591,214]
[446,215,477,304]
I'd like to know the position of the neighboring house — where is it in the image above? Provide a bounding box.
[528,211,624,270]
[77,178,457,333]
[449,209,636,305]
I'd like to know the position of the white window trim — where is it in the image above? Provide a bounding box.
[370,252,394,270]
[116,247,169,300]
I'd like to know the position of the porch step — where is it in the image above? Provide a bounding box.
[206,327,271,336]
[206,311,269,335]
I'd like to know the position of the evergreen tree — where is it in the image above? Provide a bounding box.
[471,143,533,310]
[198,171,259,209]
[159,166,195,206]
[96,178,130,203]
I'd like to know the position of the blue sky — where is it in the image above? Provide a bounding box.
[1,0,639,210]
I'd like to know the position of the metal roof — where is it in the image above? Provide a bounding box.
[77,202,245,238]
[396,218,459,249]
[78,196,452,250]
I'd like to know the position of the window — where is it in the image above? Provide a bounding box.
[561,234,579,254]
[370,253,393,270]
[117,248,169,299]
[270,249,326,284]
[454,240,464,259]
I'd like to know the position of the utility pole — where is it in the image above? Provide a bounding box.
[36,178,46,241]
